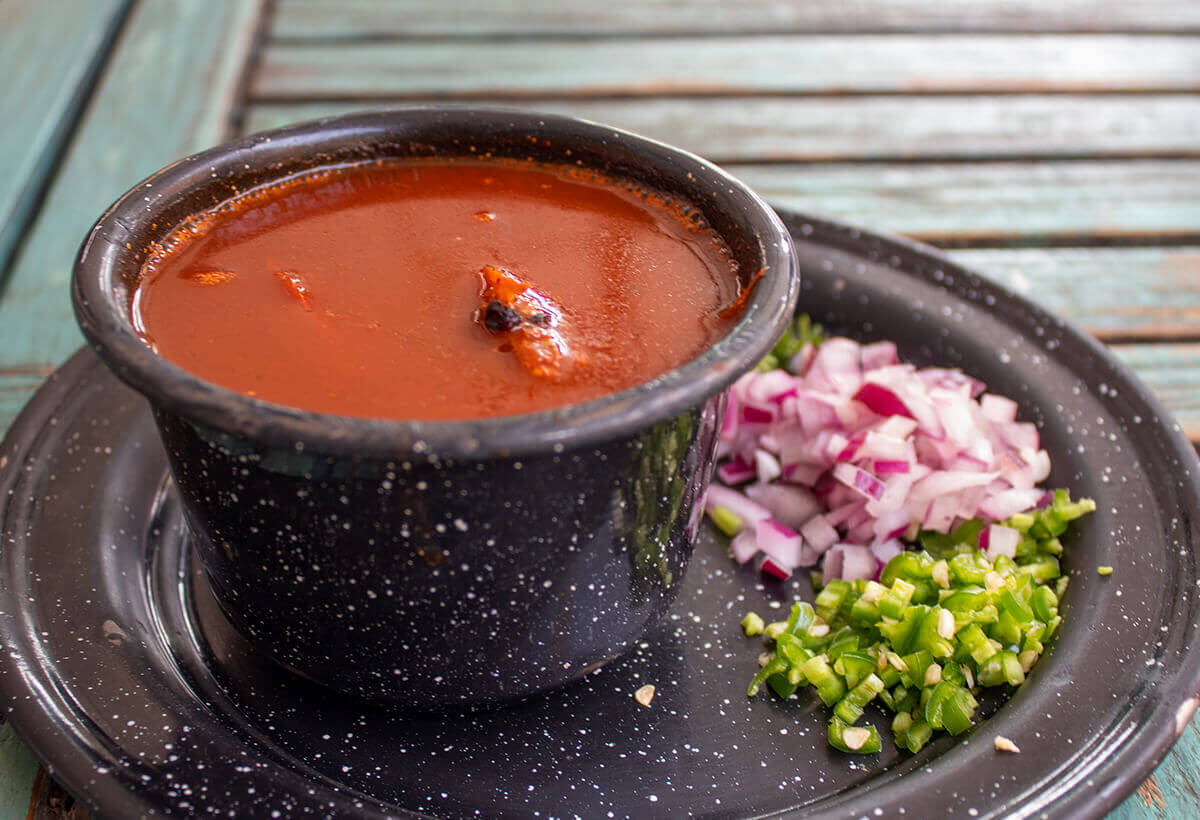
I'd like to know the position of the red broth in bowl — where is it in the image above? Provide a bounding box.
[132,160,743,420]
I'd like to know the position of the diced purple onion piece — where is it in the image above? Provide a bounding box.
[984,524,1020,560]
[729,529,758,564]
[801,514,839,553]
[705,484,772,526]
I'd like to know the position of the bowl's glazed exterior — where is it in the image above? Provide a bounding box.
[72,108,798,706]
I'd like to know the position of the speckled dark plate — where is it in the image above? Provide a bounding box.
[3,211,1200,819]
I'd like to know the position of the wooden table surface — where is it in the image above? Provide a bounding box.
[2,0,1198,816]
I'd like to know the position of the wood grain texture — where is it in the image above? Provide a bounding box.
[253,35,1200,99]
[727,160,1200,243]
[0,1,262,814]
[1113,724,1200,819]
[271,0,1200,37]
[949,247,1200,339]
[0,0,261,384]
[243,95,1200,162]
[0,0,129,282]
[1113,343,1200,440]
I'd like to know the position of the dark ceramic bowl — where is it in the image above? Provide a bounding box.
[71,107,798,707]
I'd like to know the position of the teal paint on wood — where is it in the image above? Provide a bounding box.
[0,0,261,384]
[0,721,38,820]
[253,35,1200,99]
[271,0,1200,37]
[1112,343,1200,440]
[244,95,1200,162]
[949,247,1200,338]
[0,0,129,283]
[727,160,1200,242]
[1111,721,1200,818]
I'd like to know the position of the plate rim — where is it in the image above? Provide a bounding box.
[2,208,1199,818]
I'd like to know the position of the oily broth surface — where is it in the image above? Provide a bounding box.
[134,160,740,420]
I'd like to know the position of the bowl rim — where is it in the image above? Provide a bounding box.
[71,105,798,460]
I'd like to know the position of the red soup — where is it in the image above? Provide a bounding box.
[132,160,743,420]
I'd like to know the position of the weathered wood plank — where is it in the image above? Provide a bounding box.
[0,0,129,283]
[0,0,261,813]
[253,35,1200,99]
[1112,724,1200,819]
[243,95,1200,162]
[271,0,1200,37]
[948,247,1200,339]
[1112,344,1200,441]
[727,160,1200,243]
[0,0,261,391]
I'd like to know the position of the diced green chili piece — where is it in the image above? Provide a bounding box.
[881,551,935,587]
[958,623,1000,666]
[775,633,809,668]
[747,654,790,697]
[941,586,988,616]
[801,655,847,706]
[768,672,800,700]
[978,650,1025,687]
[892,711,914,745]
[824,627,860,660]
[828,717,881,754]
[1055,576,1070,599]
[815,580,852,622]
[949,552,991,586]
[787,602,816,635]
[834,650,876,690]
[905,720,934,753]
[1002,650,1026,686]
[997,589,1035,625]
[992,613,1022,649]
[834,673,885,725]
[1029,586,1058,623]
[914,608,955,659]
[1018,555,1061,583]
[878,605,928,655]
[937,684,978,735]
[900,650,935,689]
[879,578,917,621]
[1044,614,1062,639]
[706,505,745,537]
[940,660,967,687]
[741,612,765,636]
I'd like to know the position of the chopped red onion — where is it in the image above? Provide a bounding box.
[757,554,793,580]
[710,332,1056,581]
[833,463,887,501]
[755,449,782,483]
[744,482,822,531]
[801,514,839,553]
[705,484,772,526]
[984,524,1020,560]
[717,455,756,486]
[756,518,805,567]
[977,488,1044,521]
[729,529,758,564]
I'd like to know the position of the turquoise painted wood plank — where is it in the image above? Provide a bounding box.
[0,720,40,820]
[1112,343,1200,440]
[1112,721,1200,818]
[727,160,1200,243]
[272,0,1200,37]
[0,0,262,381]
[0,0,262,812]
[253,35,1200,99]
[244,95,1200,162]
[948,247,1200,338]
[0,0,129,282]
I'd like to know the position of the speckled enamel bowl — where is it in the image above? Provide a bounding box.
[71,107,798,707]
